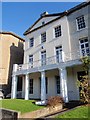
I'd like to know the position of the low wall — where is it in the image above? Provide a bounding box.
[0,108,18,120]
[19,104,63,118]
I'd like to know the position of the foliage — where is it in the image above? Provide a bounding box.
[77,75,89,103]
[56,106,89,118]
[81,56,90,71]
[77,56,90,103]
[47,96,64,107]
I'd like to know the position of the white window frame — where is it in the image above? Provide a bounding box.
[29,55,33,68]
[41,50,46,66]
[41,32,46,43]
[79,37,89,57]
[76,15,86,31]
[54,25,61,38]
[55,76,60,94]
[29,37,34,47]
[56,46,62,63]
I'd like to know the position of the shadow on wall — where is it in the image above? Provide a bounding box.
[2,41,24,96]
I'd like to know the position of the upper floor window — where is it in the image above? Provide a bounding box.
[29,37,34,47]
[29,55,33,68]
[54,25,61,38]
[29,79,33,94]
[56,46,62,63]
[41,32,46,43]
[76,15,86,30]
[41,51,46,66]
[79,38,89,56]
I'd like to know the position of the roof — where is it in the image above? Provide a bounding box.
[0,31,25,42]
[24,12,65,36]
[24,1,90,36]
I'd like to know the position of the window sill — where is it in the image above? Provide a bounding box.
[25,46,34,51]
[76,27,88,32]
[38,42,46,47]
[51,36,62,41]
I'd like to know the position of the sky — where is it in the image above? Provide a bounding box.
[1,2,82,38]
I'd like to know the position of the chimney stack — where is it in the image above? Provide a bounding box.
[40,12,48,17]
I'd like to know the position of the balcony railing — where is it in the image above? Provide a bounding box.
[17,50,89,71]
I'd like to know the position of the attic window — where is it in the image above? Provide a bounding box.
[42,21,45,25]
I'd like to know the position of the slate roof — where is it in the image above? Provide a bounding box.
[23,1,90,35]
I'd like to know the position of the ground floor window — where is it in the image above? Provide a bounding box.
[55,76,60,94]
[17,76,22,91]
[29,79,33,94]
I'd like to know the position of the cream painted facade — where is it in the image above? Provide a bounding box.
[0,32,24,95]
[11,2,90,102]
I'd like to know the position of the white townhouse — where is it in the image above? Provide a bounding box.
[11,2,90,103]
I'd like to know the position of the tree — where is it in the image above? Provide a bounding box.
[77,56,90,103]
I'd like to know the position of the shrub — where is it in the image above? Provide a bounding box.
[77,56,90,104]
[47,96,64,107]
[77,75,89,103]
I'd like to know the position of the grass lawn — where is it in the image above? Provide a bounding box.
[56,106,89,118]
[0,99,44,114]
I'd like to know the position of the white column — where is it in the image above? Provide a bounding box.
[25,74,29,100]
[41,71,46,101]
[62,51,65,62]
[59,67,68,103]
[11,75,18,99]
[22,76,25,98]
[13,64,18,72]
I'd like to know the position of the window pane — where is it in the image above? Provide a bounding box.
[56,46,62,63]
[80,38,89,57]
[85,43,89,47]
[29,55,33,68]
[76,15,86,30]
[41,51,46,66]
[81,44,84,49]
[80,40,84,43]
[30,38,34,47]
[82,49,85,56]
[41,32,46,43]
[56,76,60,94]
[85,39,88,42]
[55,25,61,38]
[29,79,33,94]
[86,48,90,55]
